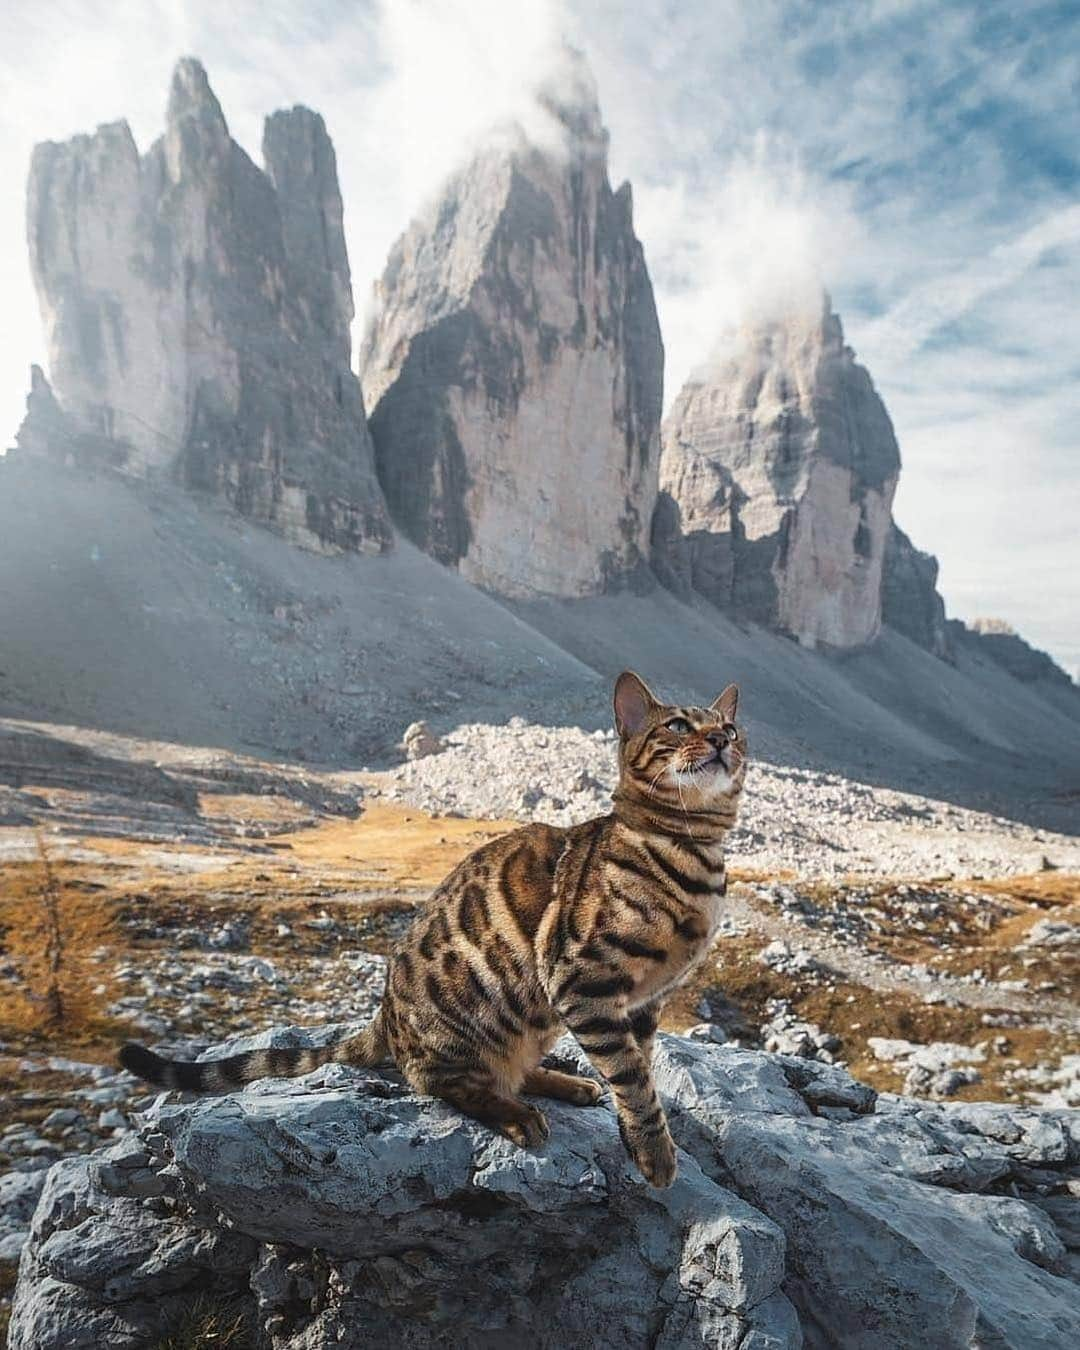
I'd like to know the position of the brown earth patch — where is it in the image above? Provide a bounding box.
[658,873,1078,1104]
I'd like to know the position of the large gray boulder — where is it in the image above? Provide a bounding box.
[655,1039,1080,1349]
[8,1037,794,1349]
[360,48,663,599]
[655,297,900,649]
[22,58,390,554]
[9,1028,1078,1348]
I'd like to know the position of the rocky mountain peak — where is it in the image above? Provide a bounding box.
[20,58,390,554]
[166,55,226,131]
[694,293,900,491]
[361,50,662,598]
[164,56,229,177]
[655,290,900,648]
[534,43,607,153]
[263,106,354,365]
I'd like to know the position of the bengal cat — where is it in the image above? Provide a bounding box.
[121,671,746,1187]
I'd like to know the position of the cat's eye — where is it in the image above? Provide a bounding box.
[724,723,738,742]
[665,717,692,735]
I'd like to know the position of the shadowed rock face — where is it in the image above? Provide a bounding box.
[881,532,1076,684]
[13,364,122,466]
[22,57,390,554]
[360,53,663,599]
[657,298,901,649]
[958,619,1077,688]
[882,523,952,659]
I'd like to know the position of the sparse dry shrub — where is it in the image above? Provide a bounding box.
[0,1257,17,1341]
[0,829,118,1037]
[154,1293,255,1349]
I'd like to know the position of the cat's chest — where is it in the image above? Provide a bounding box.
[631,890,725,1006]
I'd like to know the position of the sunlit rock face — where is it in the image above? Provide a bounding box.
[360,52,663,599]
[656,298,901,649]
[23,58,390,553]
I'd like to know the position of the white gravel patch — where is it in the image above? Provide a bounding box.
[375,718,1080,879]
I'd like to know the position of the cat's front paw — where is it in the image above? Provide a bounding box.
[634,1130,677,1189]
[500,1104,550,1149]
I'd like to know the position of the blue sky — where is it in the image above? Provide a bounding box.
[1,0,1077,674]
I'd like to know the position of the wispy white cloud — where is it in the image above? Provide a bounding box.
[860,204,1080,364]
[628,140,866,387]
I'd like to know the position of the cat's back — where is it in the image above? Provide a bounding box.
[424,818,573,942]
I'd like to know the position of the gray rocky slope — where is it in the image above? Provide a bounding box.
[1,450,1078,831]
[21,58,390,553]
[360,49,663,599]
[380,720,1080,876]
[8,1028,1080,1348]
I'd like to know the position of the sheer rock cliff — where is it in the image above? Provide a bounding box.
[881,522,952,659]
[360,54,663,598]
[21,58,390,554]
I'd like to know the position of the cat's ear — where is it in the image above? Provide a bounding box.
[710,683,739,722]
[613,670,658,737]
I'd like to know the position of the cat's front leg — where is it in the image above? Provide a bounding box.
[629,1000,661,1066]
[558,997,676,1187]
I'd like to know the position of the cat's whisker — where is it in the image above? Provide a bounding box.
[675,775,698,841]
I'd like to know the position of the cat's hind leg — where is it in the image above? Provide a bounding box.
[523,1065,603,1106]
[414,1062,550,1148]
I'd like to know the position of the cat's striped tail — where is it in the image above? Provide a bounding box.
[119,1013,388,1092]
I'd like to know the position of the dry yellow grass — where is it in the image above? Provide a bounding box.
[0,831,119,1039]
[154,1293,254,1349]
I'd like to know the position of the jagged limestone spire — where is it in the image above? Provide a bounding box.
[361,45,661,597]
[23,57,391,553]
[656,292,901,648]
